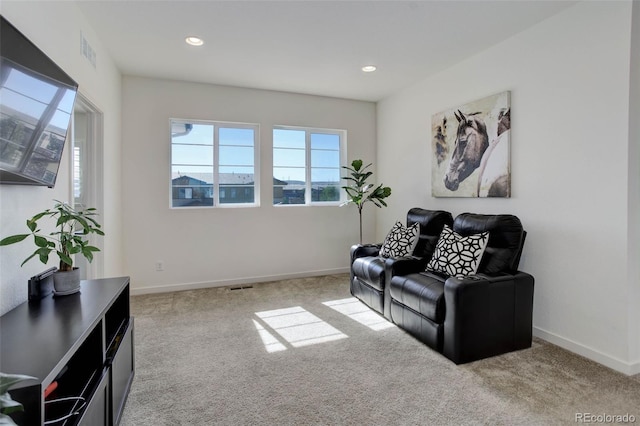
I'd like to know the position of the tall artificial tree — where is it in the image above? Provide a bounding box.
[341,159,392,244]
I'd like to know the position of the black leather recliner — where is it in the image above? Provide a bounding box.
[388,213,534,364]
[350,208,453,319]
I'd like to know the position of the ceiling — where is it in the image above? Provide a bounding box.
[75,0,577,102]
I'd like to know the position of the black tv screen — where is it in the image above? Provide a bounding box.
[0,15,78,188]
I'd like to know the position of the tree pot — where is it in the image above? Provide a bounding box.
[53,268,81,296]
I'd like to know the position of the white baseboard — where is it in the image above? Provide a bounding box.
[534,327,640,376]
[130,268,350,296]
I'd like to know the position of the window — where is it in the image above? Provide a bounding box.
[273,126,344,205]
[171,119,258,208]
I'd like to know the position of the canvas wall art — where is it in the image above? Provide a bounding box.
[431,91,511,198]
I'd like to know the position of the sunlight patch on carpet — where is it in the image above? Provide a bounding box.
[255,306,347,349]
[252,320,287,353]
[323,298,396,331]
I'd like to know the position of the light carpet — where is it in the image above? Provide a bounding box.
[120,274,640,425]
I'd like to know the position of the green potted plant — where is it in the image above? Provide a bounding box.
[341,159,392,244]
[0,200,104,295]
[0,372,37,425]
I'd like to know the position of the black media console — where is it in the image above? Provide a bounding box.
[0,277,134,425]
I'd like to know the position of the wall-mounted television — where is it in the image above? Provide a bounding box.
[0,15,78,188]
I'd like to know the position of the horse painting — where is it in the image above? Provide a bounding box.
[443,110,488,192]
[431,91,511,198]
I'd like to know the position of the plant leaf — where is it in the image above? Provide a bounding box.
[36,247,51,265]
[27,219,37,232]
[57,251,73,268]
[74,216,90,232]
[29,211,48,222]
[0,373,37,395]
[83,216,101,227]
[360,171,373,180]
[0,393,24,415]
[20,252,39,267]
[34,236,49,248]
[55,217,70,229]
[82,249,94,263]
[0,235,29,246]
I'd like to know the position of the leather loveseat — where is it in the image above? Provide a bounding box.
[350,208,453,319]
[387,213,534,364]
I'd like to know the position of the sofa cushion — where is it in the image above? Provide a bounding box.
[351,256,386,291]
[379,221,419,258]
[426,225,489,278]
[389,272,446,324]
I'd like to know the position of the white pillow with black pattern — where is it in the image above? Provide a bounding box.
[379,221,420,258]
[426,225,489,278]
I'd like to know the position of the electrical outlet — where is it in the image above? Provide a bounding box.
[155,261,164,272]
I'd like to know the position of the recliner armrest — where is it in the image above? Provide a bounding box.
[350,244,382,265]
[385,256,427,277]
[442,271,534,364]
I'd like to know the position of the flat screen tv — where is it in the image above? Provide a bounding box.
[0,15,78,188]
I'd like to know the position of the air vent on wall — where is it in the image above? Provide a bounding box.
[229,285,254,291]
[81,32,96,68]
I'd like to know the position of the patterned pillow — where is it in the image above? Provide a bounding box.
[379,221,420,258]
[426,225,489,278]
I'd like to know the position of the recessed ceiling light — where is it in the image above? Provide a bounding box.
[361,65,377,73]
[185,36,204,46]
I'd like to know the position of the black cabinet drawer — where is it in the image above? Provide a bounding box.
[78,370,109,426]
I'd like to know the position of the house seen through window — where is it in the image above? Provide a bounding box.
[171,119,258,208]
[273,126,344,205]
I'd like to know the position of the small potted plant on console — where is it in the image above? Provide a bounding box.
[0,200,104,295]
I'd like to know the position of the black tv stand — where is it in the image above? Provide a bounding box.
[0,277,134,425]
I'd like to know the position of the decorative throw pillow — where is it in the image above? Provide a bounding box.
[379,221,420,258]
[426,225,489,278]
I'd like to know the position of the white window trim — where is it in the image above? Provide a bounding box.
[170,118,260,209]
[273,125,346,207]
[70,92,104,280]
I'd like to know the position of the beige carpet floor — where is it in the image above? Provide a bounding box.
[120,274,640,425]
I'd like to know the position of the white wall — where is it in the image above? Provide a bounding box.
[376,1,638,374]
[121,77,376,293]
[0,2,123,315]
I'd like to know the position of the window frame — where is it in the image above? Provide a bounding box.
[170,118,260,209]
[272,125,346,207]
